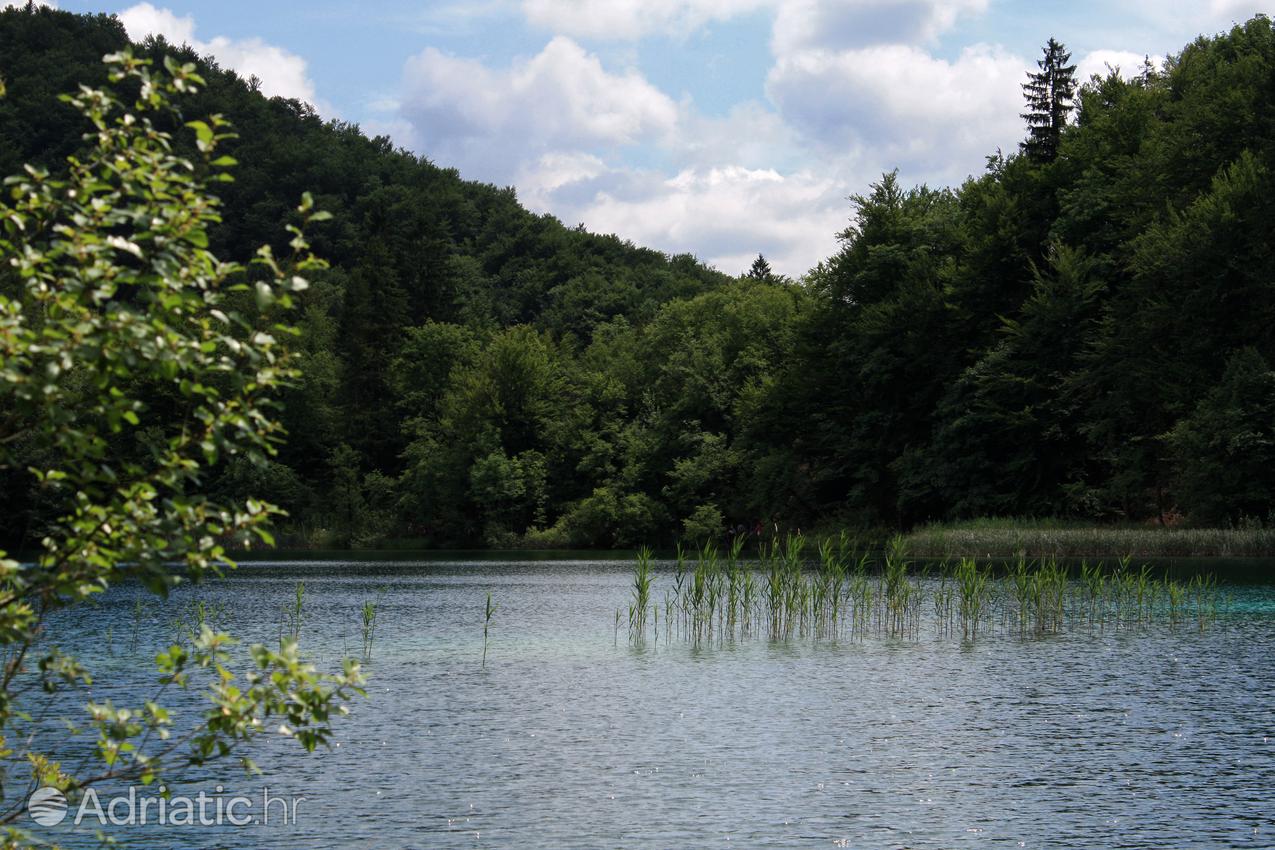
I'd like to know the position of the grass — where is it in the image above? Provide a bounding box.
[903,518,1275,558]
[482,592,497,669]
[360,597,379,659]
[279,581,305,646]
[625,533,1227,647]
[628,546,654,641]
[173,596,227,645]
[129,598,145,653]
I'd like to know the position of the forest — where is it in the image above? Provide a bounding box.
[1,6,1273,549]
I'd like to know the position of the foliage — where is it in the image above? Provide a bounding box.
[0,49,361,839]
[1167,348,1275,525]
[1021,37,1078,163]
[3,8,1275,546]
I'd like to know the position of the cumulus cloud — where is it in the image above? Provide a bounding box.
[767,43,1026,182]
[391,32,847,274]
[398,37,678,182]
[1075,49,1163,83]
[772,0,987,54]
[521,0,770,40]
[519,154,848,275]
[388,0,1051,273]
[391,1,1031,274]
[117,3,318,106]
[1209,0,1268,20]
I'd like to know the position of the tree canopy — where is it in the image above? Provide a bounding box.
[1021,37,1078,163]
[0,48,362,840]
[3,7,1274,547]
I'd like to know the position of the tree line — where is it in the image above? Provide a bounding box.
[2,6,1273,548]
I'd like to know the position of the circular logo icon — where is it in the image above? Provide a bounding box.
[28,787,68,826]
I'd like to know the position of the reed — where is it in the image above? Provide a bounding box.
[955,557,987,640]
[905,519,1275,559]
[932,562,955,636]
[620,533,1226,647]
[882,536,914,638]
[1166,578,1185,627]
[129,597,145,653]
[280,581,305,645]
[629,546,654,641]
[482,592,497,669]
[360,598,379,658]
[175,596,226,645]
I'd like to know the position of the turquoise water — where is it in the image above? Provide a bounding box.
[9,558,1275,848]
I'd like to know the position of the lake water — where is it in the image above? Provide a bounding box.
[12,557,1275,848]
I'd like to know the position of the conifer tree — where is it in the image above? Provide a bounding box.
[1021,38,1078,163]
[747,253,774,281]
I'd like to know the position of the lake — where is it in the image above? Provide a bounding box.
[13,556,1275,848]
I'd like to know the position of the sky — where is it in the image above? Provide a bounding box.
[44,0,1275,277]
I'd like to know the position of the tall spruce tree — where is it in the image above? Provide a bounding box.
[1021,38,1078,163]
[747,253,774,281]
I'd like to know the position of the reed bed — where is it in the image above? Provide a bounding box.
[903,521,1275,559]
[625,535,1226,646]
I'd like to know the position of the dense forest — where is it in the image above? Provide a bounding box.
[2,6,1273,548]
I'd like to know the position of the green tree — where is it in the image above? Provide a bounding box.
[0,52,361,836]
[1021,38,1078,163]
[1167,348,1275,525]
[746,253,773,281]
[904,244,1105,519]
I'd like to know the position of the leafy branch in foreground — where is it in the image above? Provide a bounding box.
[0,50,361,842]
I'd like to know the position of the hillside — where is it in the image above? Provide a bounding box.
[2,6,1274,547]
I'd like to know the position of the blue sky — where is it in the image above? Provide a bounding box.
[49,0,1274,276]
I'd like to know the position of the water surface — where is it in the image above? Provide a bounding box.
[13,558,1275,848]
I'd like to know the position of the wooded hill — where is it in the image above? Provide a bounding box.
[2,7,1273,547]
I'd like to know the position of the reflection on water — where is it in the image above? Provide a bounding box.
[11,558,1275,848]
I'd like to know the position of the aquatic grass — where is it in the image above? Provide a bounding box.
[932,562,955,636]
[629,546,654,641]
[129,597,145,653]
[882,536,915,638]
[904,520,1275,559]
[280,581,305,645]
[621,533,1227,647]
[175,596,227,645]
[1166,579,1185,627]
[482,592,497,668]
[954,558,989,640]
[360,597,379,658]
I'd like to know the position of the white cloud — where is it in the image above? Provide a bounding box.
[390,2,1034,275]
[521,0,995,45]
[521,0,770,40]
[398,37,678,181]
[767,43,1026,182]
[772,0,987,54]
[389,0,1045,274]
[1075,49,1163,83]
[1209,0,1268,20]
[1117,0,1268,39]
[673,100,805,170]
[521,156,848,275]
[596,165,848,275]
[392,33,851,274]
[117,3,318,106]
